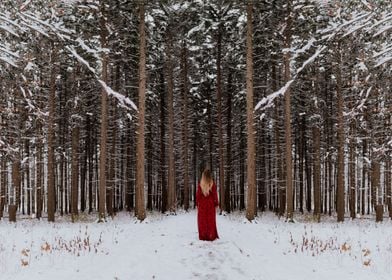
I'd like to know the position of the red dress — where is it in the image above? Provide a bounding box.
[196,183,219,241]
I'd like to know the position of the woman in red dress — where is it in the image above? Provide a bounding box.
[196,169,219,241]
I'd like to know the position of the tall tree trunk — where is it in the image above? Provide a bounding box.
[59,136,64,216]
[361,138,367,216]
[305,139,312,212]
[207,92,213,171]
[81,130,87,213]
[135,1,147,220]
[98,3,109,222]
[372,160,381,220]
[181,41,190,211]
[64,146,69,215]
[125,119,133,212]
[159,70,167,213]
[349,121,356,219]
[107,101,116,216]
[147,121,153,211]
[275,102,285,216]
[47,44,57,222]
[299,117,305,214]
[386,159,391,218]
[216,25,225,213]
[87,115,94,213]
[240,123,246,211]
[284,1,294,222]
[193,116,198,208]
[313,126,321,222]
[258,120,266,212]
[245,1,256,221]
[0,160,6,219]
[80,78,88,213]
[12,159,21,211]
[71,126,79,222]
[36,122,43,219]
[271,59,282,214]
[25,139,30,215]
[166,28,176,213]
[336,41,345,222]
[225,72,232,213]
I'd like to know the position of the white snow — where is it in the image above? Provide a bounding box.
[0,45,19,58]
[66,47,138,112]
[255,80,294,111]
[0,56,18,68]
[255,44,327,112]
[1,211,391,280]
[375,56,392,67]
[98,80,138,111]
[0,24,20,37]
[66,46,97,74]
[187,21,205,38]
[373,25,392,37]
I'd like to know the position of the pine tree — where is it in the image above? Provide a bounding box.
[245,0,256,221]
[135,1,147,221]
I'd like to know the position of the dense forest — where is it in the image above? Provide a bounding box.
[0,0,391,223]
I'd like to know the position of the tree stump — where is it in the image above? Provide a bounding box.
[8,205,17,222]
[376,205,383,222]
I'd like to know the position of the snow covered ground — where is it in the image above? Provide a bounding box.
[1,211,392,280]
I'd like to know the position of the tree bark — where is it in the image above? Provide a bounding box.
[159,70,167,213]
[36,122,43,219]
[166,28,176,213]
[147,121,153,211]
[47,44,57,222]
[361,138,367,216]
[0,160,6,219]
[71,126,79,222]
[225,72,232,213]
[135,1,147,220]
[371,160,381,216]
[181,41,190,211]
[25,138,31,215]
[12,160,21,211]
[107,101,116,216]
[275,101,284,216]
[216,25,225,213]
[336,41,345,222]
[349,121,356,219]
[98,2,109,222]
[284,1,294,222]
[386,159,391,218]
[313,126,321,222]
[245,1,256,221]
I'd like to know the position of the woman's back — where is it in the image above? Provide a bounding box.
[196,182,219,241]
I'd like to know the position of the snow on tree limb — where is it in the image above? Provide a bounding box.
[98,80,138,111]
[374,45,392,58]
[375,56,392,68]
[0,45,19,58]
[0,24,20,37]
[295,46,326,75]
[255,45,326,112]
[66,46,96,74]
[255,80,294,111]
[1,6,138,113]
[0,56,18,68]
[66,46,138,112]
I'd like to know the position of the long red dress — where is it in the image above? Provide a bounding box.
[196,183,219,241]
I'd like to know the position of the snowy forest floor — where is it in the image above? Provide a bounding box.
[1,211,392,280]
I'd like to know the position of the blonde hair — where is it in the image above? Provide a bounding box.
[200,169,213,196]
